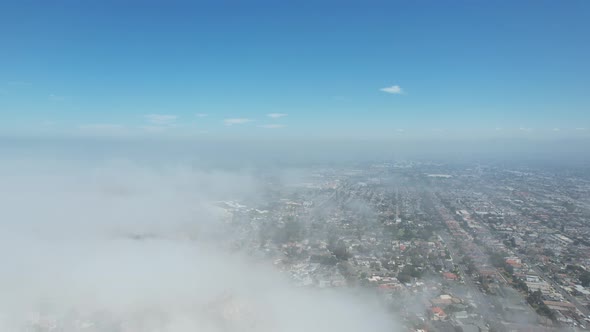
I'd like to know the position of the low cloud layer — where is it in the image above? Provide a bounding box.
[0,153,399,331]
[380,85,403,94]
[146,114,178,125]
[267,113,288,119]
[223,118,252,126]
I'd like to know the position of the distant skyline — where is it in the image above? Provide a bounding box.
[1,1,589,141]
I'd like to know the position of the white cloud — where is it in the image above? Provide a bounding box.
[0,158,399,332]
[145,114,178,125]
[7,81,31,86]
[267,113,288,119]
[552,128,561,132]
[41,120,57,127]
[224,118,252,126]
[140,125,167,133]
[575,127,587,131]
[519,127,533,132]
[259,124,285,129]
[332,96,349,102]
[380,85,403,94]
[49,94,66,101]
[196,113,208,118]
[78,124,127,136]
[79,124,125,131]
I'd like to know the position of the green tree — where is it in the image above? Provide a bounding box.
[328,239,350,261]
[505,263,514,275]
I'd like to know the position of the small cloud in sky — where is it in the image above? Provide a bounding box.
[145,114,177,125]
[195,113,208,118]
[79,124,125,130]
[224,118,252,126]
[575,127,587,131]
[552,128,561,132]
[267,113,288,119]
[259,124,285,129]
[519,127,533,132]
[49,94,66,101]
[380,85,403,94]
[7,81,31,86]
[495,127,503,131]
[41,120,57,127]
[332,96,349,102]
[79,124,127,136]
[141,125,167,133]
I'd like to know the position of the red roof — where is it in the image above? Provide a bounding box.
[431,307,446,316]
[443,272,459,280]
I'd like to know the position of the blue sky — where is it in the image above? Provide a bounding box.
[1,0,589,141]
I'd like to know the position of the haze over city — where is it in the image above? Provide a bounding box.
[1,1,590,331]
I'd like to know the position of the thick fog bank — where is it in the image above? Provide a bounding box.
[0,156,399,331]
